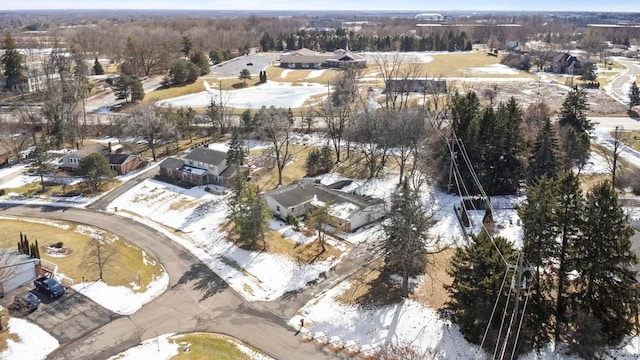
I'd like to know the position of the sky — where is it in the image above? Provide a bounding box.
[2,1,639,12]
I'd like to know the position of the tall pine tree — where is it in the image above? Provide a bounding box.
[571,181,637,349]
[629,82,640,107]
[519,176,559,348]
[1,33,25,91]
[528,117,560,184]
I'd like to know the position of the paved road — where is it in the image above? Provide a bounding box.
[210,53,280,76]
[610,57,640,105]
[590,116,640,130]
[0,204,344,360]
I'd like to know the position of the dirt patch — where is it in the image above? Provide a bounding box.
[410,249,455,310]
[473,80,626,116]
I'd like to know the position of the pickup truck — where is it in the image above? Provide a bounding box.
[34,277,65,299]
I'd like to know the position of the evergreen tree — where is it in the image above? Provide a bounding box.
[115,75,144,103]
[232,182,271,250]
[492,98,525,194]
[240,109,253,132]
[561,126,590,171]
[1,33,25,91]
[554,172,583,342]
[446,91,481,193]
[226,128,246,167]
[519,176,559,348]
[571,180,638,348]
[558,88,592,133]
[76,153,116,192]
[238,68,251,84]
[382,181,440,298]
[528,117,560,183]
[27,140,56,192]
[93,57,105,75]
[629,82,640,107]
[446,231,520,353]
[190,51,210,75]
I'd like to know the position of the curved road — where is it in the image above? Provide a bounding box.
[0,204,342,360]
[610,57,640,106]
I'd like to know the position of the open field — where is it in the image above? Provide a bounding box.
[144,78,205,103]
[0,218,163,291]
[169,333,267,360]
[1,178,121,197]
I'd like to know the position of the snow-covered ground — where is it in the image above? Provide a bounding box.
[1,316,59,360]
[291,281,481,358]
[157,80,329,109]
[108,333,273,360]
[108,179,344,301]
[462,64,521,75]
[305,69,327,79]
[593,126,640,170]
[72,272,169,315]
[0,164,25,182]
[362,51,435,64]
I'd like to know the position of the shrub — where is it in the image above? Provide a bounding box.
[51,241,64,249]
[287,214,300,231]
[500,53,531,71]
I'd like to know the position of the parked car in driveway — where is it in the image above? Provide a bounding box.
[34,277,65,298]
[13,292,40,312]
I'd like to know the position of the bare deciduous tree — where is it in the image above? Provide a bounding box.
[86,239,116,281]
[121,105,176,161]
[256,106,294,187]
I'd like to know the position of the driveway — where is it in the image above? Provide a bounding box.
[27,288,116,344]
[0,204,341,360]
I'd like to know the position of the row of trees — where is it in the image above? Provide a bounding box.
[447,176,638,358]
[260,28,473,53]
[444,87,592,196]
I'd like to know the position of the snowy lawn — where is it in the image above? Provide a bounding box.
[108,179,346,301]
[291,282,481,359]
[72,272,169,315]
[156,80,329,109]
[1,316,59,360]
[108,333,273,360]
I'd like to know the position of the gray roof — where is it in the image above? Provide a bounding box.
[64,144,109,159]
[107,153,137,165]
[159,157,184,170]
[184,148,227,166]
[265,179,383,210]
[280,48,365,65]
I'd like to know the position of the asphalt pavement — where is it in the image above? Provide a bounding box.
[0,204,344,360]
[211,53,280,76]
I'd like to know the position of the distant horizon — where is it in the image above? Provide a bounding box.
[2,1,639,13]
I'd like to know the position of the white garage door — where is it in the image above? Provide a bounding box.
[1,262,36,294]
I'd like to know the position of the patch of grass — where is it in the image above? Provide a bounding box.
[0,219,163,290]
[169,333,261,360]
[1,178,121,197]
[254,144,313,190]
[169,199,203,211]
[425,51,510,77]
[144,79,205,103]
[622,130,640,152]
[410,249,455,309]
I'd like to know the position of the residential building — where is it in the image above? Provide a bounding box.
[60,143,141,175]
[0,248,39,297]
[551,53,582,75]
[159,147,247,187]
[264,179,385,232]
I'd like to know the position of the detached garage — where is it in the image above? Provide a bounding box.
[0,248,39,297]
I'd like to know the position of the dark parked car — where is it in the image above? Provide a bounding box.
[13,292,40,312]
[34,277,65,298]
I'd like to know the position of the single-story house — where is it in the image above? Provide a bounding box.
[264,179,385,232]
[159,147,248,187]
[107,153,143,175]
[0,248,39,297]
[385,78,448,94]
[279,48,366,69]
[60,143,141,175]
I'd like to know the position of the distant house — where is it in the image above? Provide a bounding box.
[279,48,366,69]
[0,248,39,297]
[385,78,448,94]
[552,53,582,75]
[60,143,141,175]
[159,147,247,187]
[264,179,385,232]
